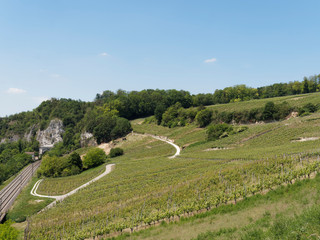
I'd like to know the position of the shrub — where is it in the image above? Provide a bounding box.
[207,123,233,141]
[299,102,318,116]
[0,220,19,240]
[195,108,213,127]
[68,152,82,170]
[262,101,277,121]
[83,148,107,169]
[109,148,124,158]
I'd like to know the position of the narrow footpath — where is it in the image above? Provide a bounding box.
[30,133,180,211]
[30,164,115,211]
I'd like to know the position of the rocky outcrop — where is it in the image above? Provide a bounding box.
[80,132,97,147]
[24,124,38,142]
[36,119,64,147]
[0,135,20,144]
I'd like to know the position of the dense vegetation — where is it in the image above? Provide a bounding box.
[37,148,108,178]
[94,74,320,122]
[0,140,37,185]
[3,74,320,238]
[37,152,83,178]
[0,220,18,240]
[0,74,318,152]
[25,102,320,239]
[83,148,107,169]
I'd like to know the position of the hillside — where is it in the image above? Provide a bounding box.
[7,91,319,239]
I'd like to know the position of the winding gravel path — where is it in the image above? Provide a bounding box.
[30,164,115,210]
[147,134,181,158]
[30,133,180,211]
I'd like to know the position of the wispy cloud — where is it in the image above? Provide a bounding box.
[100,52,110,57]
[7,88,27,94]
[204,58,217,63]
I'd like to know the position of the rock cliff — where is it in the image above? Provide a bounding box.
[36,119,64,147]
[80,132,97,147]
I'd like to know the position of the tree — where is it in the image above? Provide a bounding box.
[154,104,167,125]
[68,152,82,170]
[111,118,132,139]
[262,101,277,120]
[195,108,212,127]
[93,115,117,144]
[83,148,107,169]
[302,78,309,93]
[206,123,233,141]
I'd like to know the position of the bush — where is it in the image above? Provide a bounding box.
[83,148,107,169]
[299,102,318,116]
[195,108,212,127]
[0,220,19,240]
[38,152,83,178]
[67,152,82,170]
[206,123,233,141]
[109,148,124,158]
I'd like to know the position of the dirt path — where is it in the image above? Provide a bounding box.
[30,133,179,211]
[134,132,181,158]
[30,164,115,211]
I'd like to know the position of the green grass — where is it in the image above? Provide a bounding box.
[6,178,54,223]
[207,91,320,112]
[23,91,320,239]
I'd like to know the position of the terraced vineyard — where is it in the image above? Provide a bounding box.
[24,93,320,239]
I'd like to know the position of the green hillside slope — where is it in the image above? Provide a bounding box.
[21,92,320,239]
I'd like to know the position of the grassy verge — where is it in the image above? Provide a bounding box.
[6,178,54,223]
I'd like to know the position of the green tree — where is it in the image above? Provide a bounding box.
[83,148,107,169]
[154,104,167,125]
[302,78,309,93]
[93,115,117,144]
[262,102,277,120]
[68,152,82,170]
[111,118,132,139]
[195,108,212,127]
[206,123,233,141]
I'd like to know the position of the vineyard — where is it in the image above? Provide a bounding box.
[23,94,320,239]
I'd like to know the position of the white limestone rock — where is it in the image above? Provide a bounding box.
[37,119,64,147]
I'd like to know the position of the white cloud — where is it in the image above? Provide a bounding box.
[204,58,217,63]
[7,88,27,94]
[100,52,110,57]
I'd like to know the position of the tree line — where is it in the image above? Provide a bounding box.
[0,140,37,185]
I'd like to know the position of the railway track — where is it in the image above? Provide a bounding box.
[0,160,41,222]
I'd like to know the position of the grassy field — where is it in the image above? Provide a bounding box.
[6,178,54,223]
[21,92,320,239]
[207,91,320,112]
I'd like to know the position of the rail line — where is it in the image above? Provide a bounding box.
[0,161,41,222]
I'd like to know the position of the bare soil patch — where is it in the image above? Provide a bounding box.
[292,137,319,142]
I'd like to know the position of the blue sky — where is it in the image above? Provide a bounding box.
[1,0,320,116]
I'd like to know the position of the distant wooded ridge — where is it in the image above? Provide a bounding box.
[0,73,319,151]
